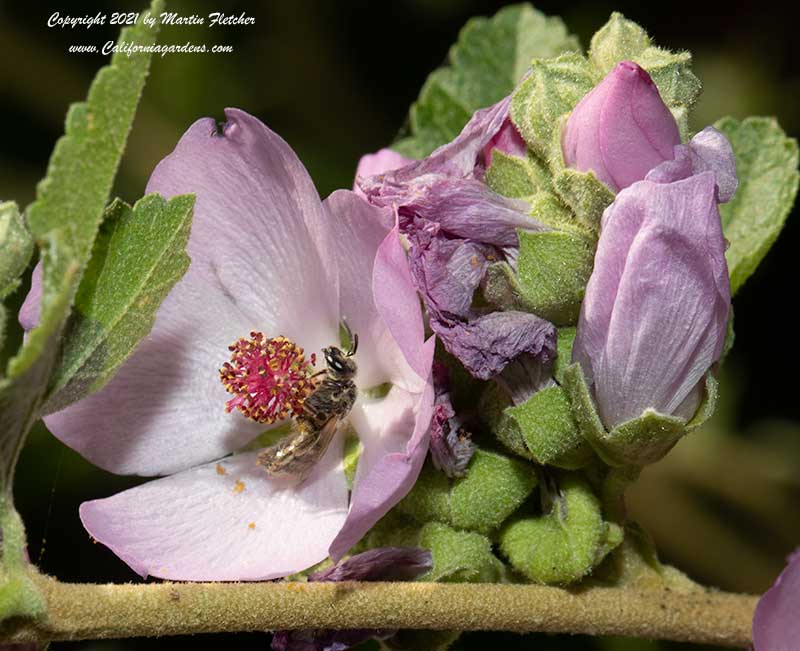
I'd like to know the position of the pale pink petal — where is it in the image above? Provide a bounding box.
[43,109,339,476]
[371,221,429,383]
[80,441,348,581]
[329,339,435,561]
[324,190,415,390]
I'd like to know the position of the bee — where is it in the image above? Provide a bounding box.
[257,328,358,483]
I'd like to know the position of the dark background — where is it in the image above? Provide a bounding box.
[1,1,798,649]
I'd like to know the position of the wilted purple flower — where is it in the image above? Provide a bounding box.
[752,548,800,651]
[21,110,435,580]
[572,171,731,428]
[429,362,475,477]
[271,547,432,651]
[360,98,556,380]
[562,60,681,192]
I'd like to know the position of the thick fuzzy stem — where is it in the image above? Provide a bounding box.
[1,574,757,647]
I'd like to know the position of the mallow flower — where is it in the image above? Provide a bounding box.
[19,109,435,580]
[359,98,556,380]
[752,547,800,651]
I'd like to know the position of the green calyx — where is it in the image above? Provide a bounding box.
[504,386,593,469]
[480,328,591,469]
[397,449,539,535]
[499,472,623,584]
[420,522,508,583]
[361,513,507,585]
[562,363,720,467]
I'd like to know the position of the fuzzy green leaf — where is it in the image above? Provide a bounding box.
[1,2,162,494]
[43,194,194,413]
[1,7,163,610]
[395,4,579,157]
[0,202,33,300]
[26,2,163,296]
[485,150,553,198]
[715,117,800,294]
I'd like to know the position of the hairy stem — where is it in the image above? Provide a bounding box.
[0,574,757,646]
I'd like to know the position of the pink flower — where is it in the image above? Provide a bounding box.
[21,109,434,580]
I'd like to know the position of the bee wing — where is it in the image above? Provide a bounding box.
[257,416,343,485]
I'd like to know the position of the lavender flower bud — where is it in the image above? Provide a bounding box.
[572,172,730,431]
[562,60,681,192]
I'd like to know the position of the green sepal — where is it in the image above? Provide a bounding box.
[450,449,538,534]
[483,230,594,326]
[499,473,622,584]
[715,117,800,295]
[587,12,650,72]
[588,13,701,138]
[554,326,576,385]
[552,168,614,232]
[0,202,33,300]
[561,362,607,454]
[0,498,46,622]
[517,229,594,325]
[562,363,718,466]
[527,191,586,234]
[363,516,509,583]
[479,381,529,459]
[510,52,594,162]
[721,311,735,362]
[396,461,452,524]
[685,372,719,433]
[419,521,507,583]
[603,411,686,467]
[497,385,592,469]
[485,150,552,198]
[562,361,666,467]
